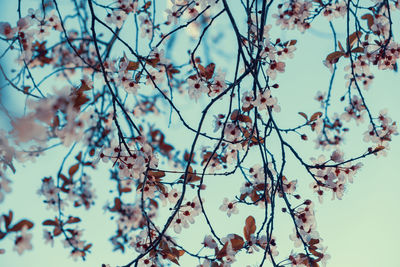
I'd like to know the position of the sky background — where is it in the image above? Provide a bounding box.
[1,0,400,266]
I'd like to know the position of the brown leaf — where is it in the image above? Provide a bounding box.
[310,248,323,258]
[338,41,344,52]
[146,58,160,67]
[149,199,159,209]
[187,174,202,183]
[143,1,151,10]
[361,14,374,29]
[184,151,196,163]
[43,219,58,226]
[119,187,132,193]
[148,171,165,179]
[243,216,256,241]
[238,114,252,124]
[239,193,248,201]
[110,198,122,212]
[59,174,70,183]
[68,163,80,178]
[160,143,174,156]
[216,242,229,259]
[309,112,323,122]
[374,145,385,152]
[242,104,254,112]
[230,235,244,251]
[177,250,185,257]
[78,80,92,92]
[4,211,13,228]
[53,227,62,236]
[52,115,60,128]
[126,61,139,71]
[326,51,345,63]
[75,152,82,162]
[347,31,363,49]
[9,220,34,232]
[230,109,239,121]
[351,47,364,53]
[199,63,215,80]
[72,93,90,110]
[298,112,308,121]
[66,216,81,224]
[309,238,320,246]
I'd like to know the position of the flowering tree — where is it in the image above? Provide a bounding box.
[0,0,398,266]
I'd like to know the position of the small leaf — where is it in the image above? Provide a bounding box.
[78,80,91,91]
[143,1,151,10]
[110,198,122,212]
[338,41,344,52]
[4,211,13,228]
[361,14,374,29]
[177,250,185,257]
[68,163,79,178]
[126,61,139,71]
[53,227,62,236]
[66,216,81,224]
[148,171,165,179]
[59,174,70,183]
[230,235,244,251]
[326,51,345,63]
[347,31,363,49]
[43,220,58,226]
[298,112,308,121]
[374,145,385,152]
[351,47,364,53]
[243,216,256,241]
[230,109,239,121]
[9,220,34,232]
[309,112,323,122]
[75,152,82,162]
[216,242,229,259]
[0,231,7,240]
[149,199,159,209]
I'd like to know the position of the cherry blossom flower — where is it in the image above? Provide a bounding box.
[315,91,326,107]
[10,115,48,144]
[187,77,208,101]
[209,70,227,97]
[330,149,344,163]
[276,44,296,60]
[43,230,54,247]
[197,259,212,267]
[242,91,254,110]
[0,22,17,39]
[171,216,189,234]
[219,198,239,217]
[14,226,33,255]
[37,177,62,211]
[139,15,153,39]
[267,61,285,80]
[252,90,275,111]
[224,123,241,142]
[203,235,217,249]
[165,6,181,25]
[146,69,165,88]
[0,175,11,203]
[105,10,127,28]
[258,235,279,257]
[70,249,85,261]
